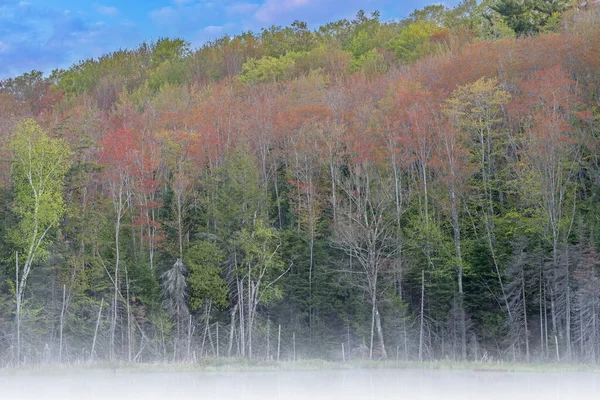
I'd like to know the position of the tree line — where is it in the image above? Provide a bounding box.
[0,0,599,366]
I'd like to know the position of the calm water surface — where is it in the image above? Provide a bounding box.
[1,368,599,399]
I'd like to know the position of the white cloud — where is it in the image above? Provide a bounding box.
[203,25,223,34]
[226,2,259,16]
[0,40,10,53]
[0,1,141,78]
[149,6,177,25]
[94,3,119,18]
[254,0,313,23]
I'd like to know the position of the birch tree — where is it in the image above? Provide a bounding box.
[10,118,72,363]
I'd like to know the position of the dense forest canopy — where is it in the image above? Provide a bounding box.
[0,0,600,366]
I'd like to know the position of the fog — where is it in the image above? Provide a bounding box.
[1,369,599,400]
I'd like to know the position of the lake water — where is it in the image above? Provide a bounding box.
[1,368,599,399]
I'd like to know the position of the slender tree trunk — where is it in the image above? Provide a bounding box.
[479,127,511,321]
[329,155,337,223]
[522,270,529,362]
[593,302,597,363]
[247,265,252,359]
[419,269,425,362]
[90,299,104,363]
[579,303,584,360]
[274,172,282,229]
[15,252,20,366]
[111,209,122,362]
[309,233,314,346]
[227,304,238,357]
[369,300,375,360]
[238,279,245,357]
[450,193,467,360]
[544,282,549,357]
[176,183,184,261]
[277,324,281,362]
[550,287,558,360]
[540,269,545,359]
[374,305,386,359]
[266,319,270,361]
[125,264,132,363]
[565,259,571,361]
[59,284,66,363]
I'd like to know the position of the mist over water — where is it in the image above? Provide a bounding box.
[2,369,599,400]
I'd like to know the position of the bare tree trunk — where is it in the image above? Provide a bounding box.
[208,323,215,357]
[277,324,281,362]
[227,304,238,357]
[369,300,375,360]
[593,302,597,363]
[419,269,425,362]
[375,305,387,359]
[15,252,20,366]
[565,262,571,362]
[274,172,283,229]
[187,315,192,361]
[309,233,314,347]
[247,265,253,359]
[125,264,132,363]
[90,299,104,363]
[451,196,467,360]
[238,279,245,357]
[176,175,184,261]
[544,283,549,357]
[59,284,66,363]
[293,332,296,362]
[539,270,545,359]
[110,210,122,362]
[266,319,270,361]
[550,287,558,358]
[329,156,337,223]
[522,271,529,362]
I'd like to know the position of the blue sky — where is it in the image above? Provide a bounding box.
[0,0,460,79]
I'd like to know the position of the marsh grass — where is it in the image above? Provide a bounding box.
[2,358,599,375]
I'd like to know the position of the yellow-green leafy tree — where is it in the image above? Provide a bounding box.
[10,118,72,363]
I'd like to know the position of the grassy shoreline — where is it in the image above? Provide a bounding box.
[2,358,600,375]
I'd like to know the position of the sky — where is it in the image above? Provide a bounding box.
[0,0,460,79]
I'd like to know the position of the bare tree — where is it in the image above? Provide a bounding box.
[573,237,600,363]
[332,162,398,359]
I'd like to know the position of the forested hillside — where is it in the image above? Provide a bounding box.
[1,0,599,366]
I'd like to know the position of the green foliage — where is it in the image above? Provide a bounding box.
[150,37,191,68]
[186,241,229,310]
[0,0,594,365]
[352,48,388,75]
[409,4,450,26]
[9,119,72,261]
[147,59,190,92]
[343,10,399,60]
[262,21,318,57]
[238,53,299,84]
[237,220,285,305]
[490,0,571,36]
[214,146,266,235]
[161,259,189,321]
[0,70,45,102]
[387,21,444,64]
